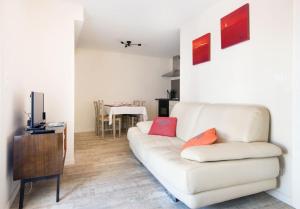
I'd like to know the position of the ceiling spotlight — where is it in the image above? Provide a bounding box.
[121,41,142,48]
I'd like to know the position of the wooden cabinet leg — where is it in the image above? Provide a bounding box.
[56,175,60,202]
[19,180,25,209]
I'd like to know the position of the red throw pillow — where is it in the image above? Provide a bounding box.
[148,117,177,137]
[182,128,217,150]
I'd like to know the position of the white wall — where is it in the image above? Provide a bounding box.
[180,0,293,205]
[0,1,82,208]
[75,48,171,132]
[0,1,5,207]
[292,0,300,208]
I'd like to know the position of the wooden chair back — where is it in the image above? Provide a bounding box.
[94,100,105,120]
[93,101,99,118]
[98,100,105,120]
[133,100,146,107]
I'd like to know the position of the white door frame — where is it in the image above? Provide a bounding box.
[293,0,300,208]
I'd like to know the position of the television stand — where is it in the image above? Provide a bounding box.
[13,123,67,209]
[30,129,55,135]
[26,125,46,131]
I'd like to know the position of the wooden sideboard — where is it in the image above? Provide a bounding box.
[13,125,67,209]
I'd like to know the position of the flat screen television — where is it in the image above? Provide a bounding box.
[30,92,45,128]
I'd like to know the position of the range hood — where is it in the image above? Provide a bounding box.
[162,55,180,78]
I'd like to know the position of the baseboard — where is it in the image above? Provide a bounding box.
[5,182,20,209]
[267,190,293,207]
[75,130,94,134]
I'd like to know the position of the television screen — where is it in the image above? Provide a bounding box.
[31,92,44,128]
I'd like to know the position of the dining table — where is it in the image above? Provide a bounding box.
[104,104,148,125]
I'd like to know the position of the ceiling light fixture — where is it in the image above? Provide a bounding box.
[121,41,142,48]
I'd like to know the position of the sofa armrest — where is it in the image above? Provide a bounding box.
[136,121,153,134]
[181,142,282,162]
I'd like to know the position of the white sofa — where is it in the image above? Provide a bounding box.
[127,103,282,209]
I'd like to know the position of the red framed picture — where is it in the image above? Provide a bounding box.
[192,33,211,65]
[221,4,250,49]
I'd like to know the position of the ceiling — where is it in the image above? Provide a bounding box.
[69,0,220,58]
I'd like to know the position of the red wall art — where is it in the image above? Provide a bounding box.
[221,4,250,49]
[192,33,211,65]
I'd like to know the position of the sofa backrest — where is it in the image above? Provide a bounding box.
[170,102,205,141]
[191,104,270,143]
[171,102,270,143]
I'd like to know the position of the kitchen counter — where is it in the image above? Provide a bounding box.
[155,98,180,101]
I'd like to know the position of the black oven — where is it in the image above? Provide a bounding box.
[158,99,169,117]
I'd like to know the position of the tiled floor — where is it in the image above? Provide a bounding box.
[11,132,294,209]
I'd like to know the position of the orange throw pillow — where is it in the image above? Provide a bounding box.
[182,128,217,150]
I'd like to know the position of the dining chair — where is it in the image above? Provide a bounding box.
[93,100,122,138]
[127,100,146,128]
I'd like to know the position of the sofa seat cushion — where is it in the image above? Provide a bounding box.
[144,146,280,195]
[181,142,282,162]
[127,127,184,160]
[128,128,280,195]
